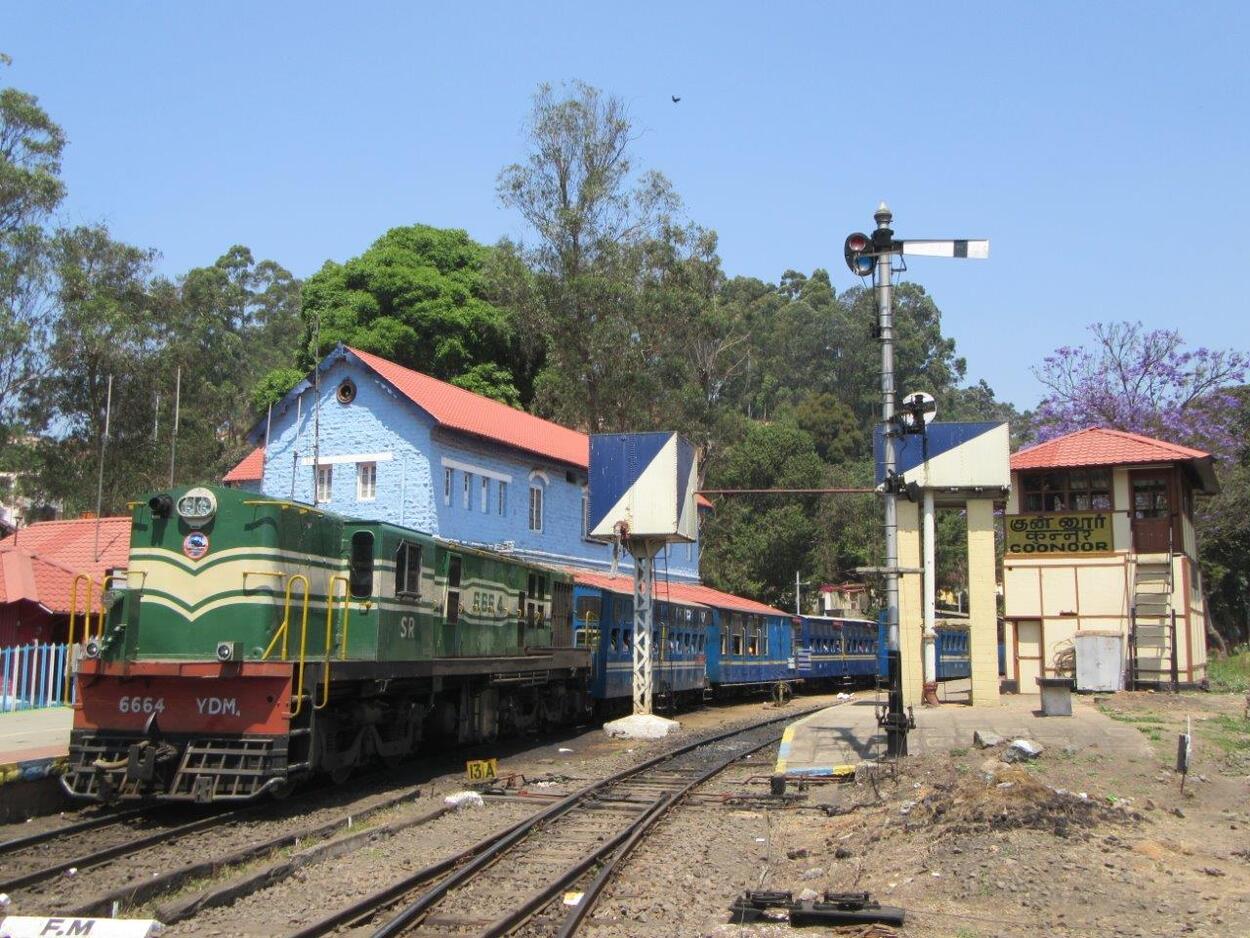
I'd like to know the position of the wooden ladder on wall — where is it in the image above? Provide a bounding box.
[1128,554,1179,690]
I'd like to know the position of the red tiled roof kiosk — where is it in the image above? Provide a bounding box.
[1003,427,1217,690]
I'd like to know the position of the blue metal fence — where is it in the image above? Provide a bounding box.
[0,642,76,713]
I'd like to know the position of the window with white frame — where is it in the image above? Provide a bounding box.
[443,467,452,506]
[498,480,508,515]
[481,476,489,512]
[315,464,332,503]
[357,462,377,501]
[581,486,590,539]
[463,472,472,509]
[528,485,543,532]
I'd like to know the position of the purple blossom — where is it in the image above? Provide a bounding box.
[1033,322,1248,460]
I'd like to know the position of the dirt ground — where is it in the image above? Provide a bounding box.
[7,691,1246,937]
[586,689,1250,938]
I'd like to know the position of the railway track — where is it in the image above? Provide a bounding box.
[0,781,424,914]
[285,706,821,938]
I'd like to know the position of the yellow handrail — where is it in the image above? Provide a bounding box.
[317,575,351,710]
[262,574,310,661]
[66,574,95,704]
[262,574,312,717]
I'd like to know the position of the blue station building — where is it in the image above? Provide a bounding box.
[224,345,704,582]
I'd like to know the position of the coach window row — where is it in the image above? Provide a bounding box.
[606,628,706,654]
[720,613,771,657]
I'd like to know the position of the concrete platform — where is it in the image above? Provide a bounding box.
[776,692,1153,776]
[0,706,72,765]
[0,707,73,819]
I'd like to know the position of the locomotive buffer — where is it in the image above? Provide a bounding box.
[587,433,700,715]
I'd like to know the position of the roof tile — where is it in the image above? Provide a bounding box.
[0,517,131,614]
[349,347,589,468]
[223,446,265,482]
[1011,427,1210,471]
[570,569,787,616]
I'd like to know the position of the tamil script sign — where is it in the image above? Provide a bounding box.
[1006,513,1115,555]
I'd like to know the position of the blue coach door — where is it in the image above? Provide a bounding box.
[791,620,808,672]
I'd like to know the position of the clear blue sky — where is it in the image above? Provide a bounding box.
[7,2,1248,409]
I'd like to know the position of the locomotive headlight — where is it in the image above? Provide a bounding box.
[83,639,101,659]
[176,487,218,526]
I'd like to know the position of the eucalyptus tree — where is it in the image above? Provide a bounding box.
[497,81,681,430]
[0,60,66,437]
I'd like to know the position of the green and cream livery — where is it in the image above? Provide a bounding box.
[65,484,589,804]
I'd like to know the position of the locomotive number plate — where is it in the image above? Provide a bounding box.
[465,758,497,782]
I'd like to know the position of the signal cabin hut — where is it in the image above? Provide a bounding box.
[1002,428,1217,690]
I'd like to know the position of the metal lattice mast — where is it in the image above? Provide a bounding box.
[631,539,658,714]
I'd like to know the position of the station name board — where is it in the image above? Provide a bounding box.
[1006,512,1114,555]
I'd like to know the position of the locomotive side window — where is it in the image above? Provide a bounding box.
[395,540,422,599]
[349,531,375,598]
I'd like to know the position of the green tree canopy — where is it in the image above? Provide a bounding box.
[700,421,826,604]
[0,63,67,432]
[298,224,520,405]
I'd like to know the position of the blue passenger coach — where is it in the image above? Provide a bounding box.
[571,574,797,705]
[797,615,882,685]
[572,580,709,708]
[705,607,796,689]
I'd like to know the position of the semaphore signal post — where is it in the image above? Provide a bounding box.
[845,202,989,756]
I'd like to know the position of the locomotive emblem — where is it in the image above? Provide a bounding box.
[182,531,210,559]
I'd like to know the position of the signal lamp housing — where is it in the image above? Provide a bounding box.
[844,232,875,277]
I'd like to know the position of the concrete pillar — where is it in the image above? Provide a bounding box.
[966,498,1000,706]
[896,499,924,709]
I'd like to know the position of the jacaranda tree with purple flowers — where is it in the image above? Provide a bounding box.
[1033,321,1249,460]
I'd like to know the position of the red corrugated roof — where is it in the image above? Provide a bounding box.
[227,348,713,508]
[571,569,787,617]
[350,347,589,468]
[0,517,131,614]
[223,446,265,483]
[1011,427,1210,471]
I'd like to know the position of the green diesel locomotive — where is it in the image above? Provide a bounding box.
[64,484,590,802]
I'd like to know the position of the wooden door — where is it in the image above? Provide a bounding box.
[1015,620,1044,688]
[1130,470,1173,553]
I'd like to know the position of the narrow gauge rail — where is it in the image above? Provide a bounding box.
[286,707,822,938]
[0,801,257,894]
[0,774,416,901]
[0,804,151,854]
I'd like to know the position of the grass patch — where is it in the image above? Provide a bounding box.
[1198,713,1250,754]
[949,747,969,757]
[1208,646,1250,694]
[1104,711,1168,727]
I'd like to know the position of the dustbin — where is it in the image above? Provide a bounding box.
[1036,676,1075,716]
